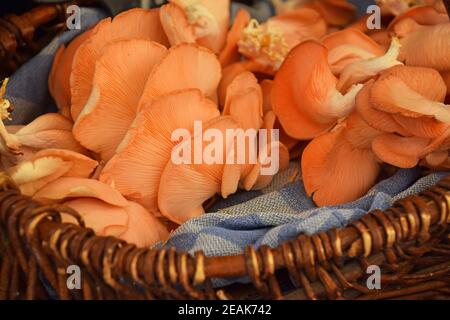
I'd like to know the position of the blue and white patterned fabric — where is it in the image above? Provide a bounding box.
[4,3,449,289]
[159,167,448,257]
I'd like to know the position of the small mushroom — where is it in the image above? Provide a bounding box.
[160,0,230,53]
[272,40,363,140]
[73,39,168,161]
[8,149,98,196]
[398,23,450,71]
[70,8,169,121]
[370,67,450,123]
[218,60,268,108]
[372,134,431,168]
[160,3,196,47]
[301,115,380,206]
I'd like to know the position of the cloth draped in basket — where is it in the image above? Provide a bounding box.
[4,3,449,279]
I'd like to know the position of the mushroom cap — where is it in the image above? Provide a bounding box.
[302,121,380,207]
[336,37,403,93]
[355,81,411,136]
[219,8,251,67]
[11,113,86,155]
[138,43,221,104]
[268,7,328,48]
[388,4,449,35]
[8,149,97,196]
[399,23,450,71]
[9,157,73,196]
[17,130,87,155]
[33,149,98,178]
[70,8,169,121]
[167,0,230,53]
[322,28,385,57]
[100,89,219,213]
[63,198,169,247]
[392,115,449,138]
[371,77,450,123]
[322,28,385,74]
[63,198,129,237]
[48,29,93,119]
[271,41,341,140]
[193,0,230,53]
[16,113,73,134]
[371,65,450,122]
[343,113,383,149]
[73,39,168,161]
[160,3,196,47]
[379,65,447,102]
[372,134,431,168]
[223,71,263,130]
[33,177,128,207]
[120,201,169,247]
[158,116,239,223]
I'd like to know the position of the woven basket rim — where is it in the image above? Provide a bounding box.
[0,172,449,300]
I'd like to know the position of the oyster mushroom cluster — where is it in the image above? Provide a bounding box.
[0,0,449,246]
[272,0,450,206]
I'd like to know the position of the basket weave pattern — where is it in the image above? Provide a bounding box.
[0,172,449,300]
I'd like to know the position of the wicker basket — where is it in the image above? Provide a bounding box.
[0,1,449,301]
[0,172,448,300]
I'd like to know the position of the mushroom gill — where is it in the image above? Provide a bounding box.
[73,39,168,161]
[70,8,169,121]
[100,89,219,213]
